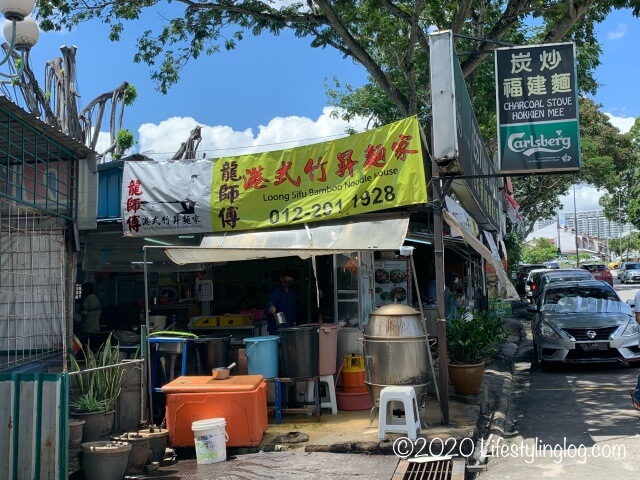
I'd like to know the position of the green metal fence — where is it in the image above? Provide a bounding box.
[0,372,68,480]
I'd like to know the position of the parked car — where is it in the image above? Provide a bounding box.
[544,261,560,269]
[529,280,640,365]
[580,263,613,285]
[525,268,552,302]
[516,264,547,295]
[618,262,640,283]
[530,269,595,303]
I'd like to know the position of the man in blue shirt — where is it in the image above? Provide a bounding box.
[265,270,297,334]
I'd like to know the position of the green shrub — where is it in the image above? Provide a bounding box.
[446,309,508,365]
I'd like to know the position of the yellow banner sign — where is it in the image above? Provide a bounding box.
[212,116,426,231]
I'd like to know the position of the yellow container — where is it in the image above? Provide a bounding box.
[343,354,365,372]
[218,314,253,327]
[189,316,219,328]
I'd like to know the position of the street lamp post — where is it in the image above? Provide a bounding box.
[0,0,40,78]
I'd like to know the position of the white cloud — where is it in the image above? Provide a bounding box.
[607,23,628,40]
[605,113,635,133]
[137,107,369,161]
[559,186,605,217]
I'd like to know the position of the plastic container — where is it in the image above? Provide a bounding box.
[317,324,339,376]
[244,335,279,379]
[162,375,267,448]
[279,326,319,378]
[336,389,373,411]
[192,418,228,464]
[149,315,167,330]
[195,334,232,371]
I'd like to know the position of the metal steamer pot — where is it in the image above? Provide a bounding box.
[362,304,429,407]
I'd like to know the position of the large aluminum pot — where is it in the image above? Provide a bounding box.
[364,304,426,338]
[363,304,428,406]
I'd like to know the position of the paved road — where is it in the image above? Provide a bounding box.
[476,280,640,479]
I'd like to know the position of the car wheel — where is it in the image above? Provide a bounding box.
[621,278,626,284]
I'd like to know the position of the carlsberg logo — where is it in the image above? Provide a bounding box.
[507,131,571,156]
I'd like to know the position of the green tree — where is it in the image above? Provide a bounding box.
[515,97,635,236]
[522,238,558,264]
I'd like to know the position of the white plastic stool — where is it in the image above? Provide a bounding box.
[306,374,338,414]
[378,386,421,440]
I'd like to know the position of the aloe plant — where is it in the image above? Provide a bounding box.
[70,392,105,413]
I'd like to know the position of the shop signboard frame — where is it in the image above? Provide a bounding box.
[494,42,581,175]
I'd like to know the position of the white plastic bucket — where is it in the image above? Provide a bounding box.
[191,418,228,464]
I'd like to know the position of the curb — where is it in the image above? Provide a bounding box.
[468,312,524,472]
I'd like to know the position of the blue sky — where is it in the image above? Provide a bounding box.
[7,5,640,213]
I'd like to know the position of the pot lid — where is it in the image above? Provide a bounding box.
[371,304,420,316]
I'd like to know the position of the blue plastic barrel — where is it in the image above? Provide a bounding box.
[244,335,279,378]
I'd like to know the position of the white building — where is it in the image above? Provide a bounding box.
[563,210,635,239]
[526,222,604,256]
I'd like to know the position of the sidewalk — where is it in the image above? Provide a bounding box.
[138,305,525,479]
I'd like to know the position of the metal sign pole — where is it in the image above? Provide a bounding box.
[409,252,440,404]
[143,247,153,426]
[433,180,449,424]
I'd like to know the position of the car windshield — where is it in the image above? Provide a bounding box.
[541,287,629,314]
[546,272,593,283]
[627,264,640,270]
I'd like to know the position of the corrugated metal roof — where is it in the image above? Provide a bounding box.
[0,95,94,158]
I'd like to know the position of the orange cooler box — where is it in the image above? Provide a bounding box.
[162,375,268,447]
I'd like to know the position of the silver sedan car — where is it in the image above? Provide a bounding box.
[529,280,640,366]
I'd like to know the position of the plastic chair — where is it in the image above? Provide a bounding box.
[306,374,338,414]
[377,386,421,440]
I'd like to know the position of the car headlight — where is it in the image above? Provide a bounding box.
[540,322,561,339]
[621,321,640,337]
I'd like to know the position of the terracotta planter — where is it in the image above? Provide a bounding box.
[70,411,104,442]
[81,441,131,480]
[448,363,484,395]
[68,418,85,448]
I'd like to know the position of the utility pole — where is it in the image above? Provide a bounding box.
[619,190,623,261]
[573,185,580,267]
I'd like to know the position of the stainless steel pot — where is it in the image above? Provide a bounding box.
[363,304,429,406]
[275,312,287,326]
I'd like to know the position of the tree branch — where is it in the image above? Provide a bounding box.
[315,0,409,116]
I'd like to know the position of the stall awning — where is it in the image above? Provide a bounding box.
[163,213,410,265]
[443,210,519,300]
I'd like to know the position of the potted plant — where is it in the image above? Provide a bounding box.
[446,309,508,395]
[94,335,126,435]
[70,334,125,440]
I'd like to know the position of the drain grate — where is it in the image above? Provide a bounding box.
[393,457,466,480]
